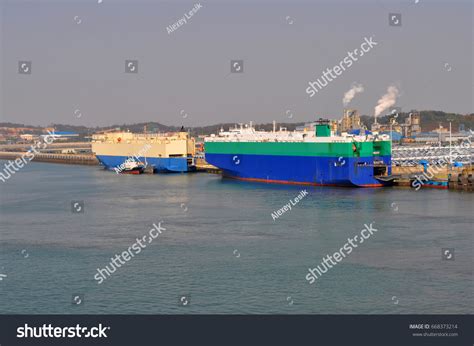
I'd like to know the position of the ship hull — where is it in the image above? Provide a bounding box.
[121,168,144,175]
[96,155,194,173]
[91,131,196,174]
[204,153,391,187]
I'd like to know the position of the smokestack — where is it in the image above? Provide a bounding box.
[374,85,400,124]
[343,83,364,107]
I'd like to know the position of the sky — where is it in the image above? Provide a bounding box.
[0,0,472,127]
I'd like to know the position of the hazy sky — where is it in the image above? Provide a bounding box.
[0,0,472,127]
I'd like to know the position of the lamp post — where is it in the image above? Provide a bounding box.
[388,110,395,141]
[449,121,452,164]
[390,117,397,142]
[446,118,455,178]
[447,118,454,165]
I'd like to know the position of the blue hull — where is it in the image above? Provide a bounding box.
[205,153,391,187]
[96,155,195,173]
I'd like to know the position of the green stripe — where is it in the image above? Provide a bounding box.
[374,141,391,156]
[205,141,391,157]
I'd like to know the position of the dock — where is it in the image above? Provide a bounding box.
[448,171,474,192]
[0,151,99,165]
[0,151,221,172]
[195,158,221,174]
[388,166,473,191]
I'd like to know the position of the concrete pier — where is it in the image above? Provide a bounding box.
[0,151,99,165]
[389,165,473,191]
[195,158,221,174]
[449,171,474,192]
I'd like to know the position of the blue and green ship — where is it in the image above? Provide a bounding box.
[204,121,391,187]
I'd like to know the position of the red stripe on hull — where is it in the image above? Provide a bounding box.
[223,175,384,188]
[121,170,143,175]
[422,184,448,189]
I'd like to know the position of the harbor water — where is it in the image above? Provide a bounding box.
[0,161,472,314]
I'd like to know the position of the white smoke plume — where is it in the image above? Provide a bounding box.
[374,85,399,117]
[343,83,364,107]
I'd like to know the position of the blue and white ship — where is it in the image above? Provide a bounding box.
[91,129,196,173]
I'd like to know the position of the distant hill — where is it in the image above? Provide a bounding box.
[51,122,178,135]
[0,122,43,129]
[45,121,307,137]
[2,111,472,136]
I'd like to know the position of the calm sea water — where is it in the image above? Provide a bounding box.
[0,160,472,314]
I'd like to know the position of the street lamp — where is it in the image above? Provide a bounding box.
[390,115,398,142]
[389,109,398,143]
[447,118,454,165]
